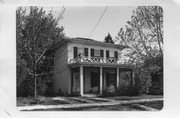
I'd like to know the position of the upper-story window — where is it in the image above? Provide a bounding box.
[114,51,118,59]
[91,49,104,57]
[73,47,118,59]
[91,49,94,57]
[84,48,88,57]
[106,50,109,58]
[100,50,104,57]
[73,47,78,58]
[106,50,118,59]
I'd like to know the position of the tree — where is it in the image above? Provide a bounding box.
[104,33,114,44]
[16,6,65,97]
[116,6,163,94]
[116,6,163,64]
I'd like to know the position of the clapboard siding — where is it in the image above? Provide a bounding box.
[53,45,69,94]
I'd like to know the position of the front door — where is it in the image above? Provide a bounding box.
[91,72,100,93]
[106,72,116,87]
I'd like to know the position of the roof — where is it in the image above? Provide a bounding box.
[68,37,129,50]
[44,37,129,56]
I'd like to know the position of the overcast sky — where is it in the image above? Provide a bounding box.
[45,6,137,42]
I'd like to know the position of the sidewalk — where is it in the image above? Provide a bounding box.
[17,97,163,111]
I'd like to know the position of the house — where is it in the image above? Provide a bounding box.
[46,37,133,96]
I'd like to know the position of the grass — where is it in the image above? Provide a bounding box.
[26,101,163,111]
[17,97,69,106]
[139,101,163,110]
[111,95,162,101]
[24,104,143,111]
[17,95,163,111]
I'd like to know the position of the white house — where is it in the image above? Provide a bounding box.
[49,37,133,96]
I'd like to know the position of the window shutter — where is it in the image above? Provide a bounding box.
[74,47,78,58]
[91,49,94,57]
[100,50,104,57]
[115,51,118,59]
[106,50,109,58]
[84,48,88,57]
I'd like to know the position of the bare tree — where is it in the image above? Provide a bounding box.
[116,6,163,64]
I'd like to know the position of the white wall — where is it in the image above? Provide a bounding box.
[53,46,69,94]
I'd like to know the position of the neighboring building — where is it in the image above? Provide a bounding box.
[45,37,133,96]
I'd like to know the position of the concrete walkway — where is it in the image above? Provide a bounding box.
[18,98,163,111]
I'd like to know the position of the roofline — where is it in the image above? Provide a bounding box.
[44,37,129,56]
[68,37,129,50]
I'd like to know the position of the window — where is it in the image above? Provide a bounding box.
[100,50,104,57]
[106,50,109,58]
[91,49,94,57]
[114,51,118,59]
[84,48,88,56]
[73,47,78,58]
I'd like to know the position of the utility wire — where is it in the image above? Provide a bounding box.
[57,6,66,21]
[88,6,108,38]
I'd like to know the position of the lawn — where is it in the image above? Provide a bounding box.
[17,95,163,111]
[17,96,109,106]
[24,101,163,111]
[25,104,142,111]
[17,97,69,106]
[139,101,163,110]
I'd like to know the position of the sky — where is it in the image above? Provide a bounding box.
[45,6,137,42]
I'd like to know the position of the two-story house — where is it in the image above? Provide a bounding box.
[48,37,133,96]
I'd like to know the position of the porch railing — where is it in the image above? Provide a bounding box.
[69,56,126,64]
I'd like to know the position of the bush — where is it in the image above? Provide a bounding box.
[100,90,116,97]
[17,76,35,97]
[133,67,152,94]
[148,82,163,95]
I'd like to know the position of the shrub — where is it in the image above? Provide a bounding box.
[100,90,116,97]
[133,67,152,94]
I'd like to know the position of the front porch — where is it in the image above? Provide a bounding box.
[70,66,133,96]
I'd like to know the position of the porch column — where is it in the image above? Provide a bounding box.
[100,67,103,94]
[117,68,119,88]
[80,66,84,96]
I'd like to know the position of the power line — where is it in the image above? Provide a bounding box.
[57,6,66,21]
[88,6,108,38]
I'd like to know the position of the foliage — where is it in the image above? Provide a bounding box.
[104,33,114,44]
[133,66,152,94]
[116,6,163,94]
[16,6,65,97]
[116,6,163,64]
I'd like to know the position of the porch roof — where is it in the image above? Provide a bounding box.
[68,62,133,70]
